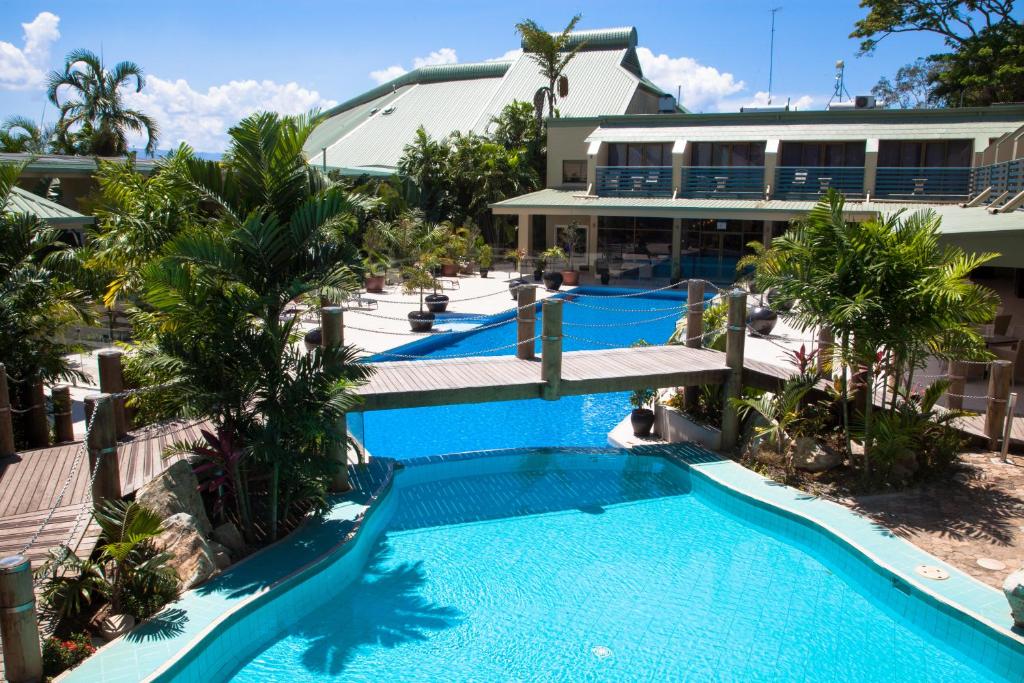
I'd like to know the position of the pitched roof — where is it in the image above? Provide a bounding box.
[6,185,93,226]
[0,152,158,176]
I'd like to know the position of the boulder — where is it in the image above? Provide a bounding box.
[152,513,218,589]
[137,460,212,537]
[1004,568,1024,627]
[211,521,246,556]
[208,540,232,570]
[791,437,843,473]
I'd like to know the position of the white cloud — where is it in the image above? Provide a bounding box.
[488,48,523,62]
[122,76,337,152]
[717,90,819,112]
[0,11,60,90]
[636,47,744,112]
[369,47,458,84]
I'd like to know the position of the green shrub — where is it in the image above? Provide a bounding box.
[42,632,95,677]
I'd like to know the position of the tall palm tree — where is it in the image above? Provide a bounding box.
[46,49,159,156]
[0,116,52,153]
[515,14,585,122]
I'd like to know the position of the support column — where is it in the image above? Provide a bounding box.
[0,365,14,458]
[683,279,705,413]
[986,360,1013,450]
[761,221,774,248]
[0,555,42,683]
[864,139,879,197]
[97,349,127,438]
[84,393,120,504]
[51,386,74,443]
[540,299,563,401]
[720,289,747,450]
[671,219,682,283]
[322,306,351,491]
[947,360,966,411]
[26,381,48,449]
[817,327,834,377]
[763,139,780,199]
[516,285,537,360]
[587,215,598,269]
[517,212,532,257]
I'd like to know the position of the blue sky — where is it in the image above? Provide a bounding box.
[0,0,953,152]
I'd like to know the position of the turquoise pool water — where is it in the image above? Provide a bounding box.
[228,452,1007,682]
[361,287,692,459]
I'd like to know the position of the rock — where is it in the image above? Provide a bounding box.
[100,613,135,641]
[136,460,212,537]
[1003,568,1024,627]
[152,513,218,588]
[211,521,246,556]
[791,437,843,473]
[208,540,232,570]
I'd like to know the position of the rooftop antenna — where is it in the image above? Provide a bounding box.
[767,7,782,104]
[828,59,852,106]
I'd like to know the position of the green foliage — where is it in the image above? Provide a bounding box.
[477,243,494,268]
[46,48,159,155]
[0,115,53,153]
[42,632,95,677]
[489,100,546,182]
[931,21,1024,106]
[515,14,585,120]
[732,374,818,456]
[871,57,943,108]
[850,1,1015,55]
[541,245,567,265]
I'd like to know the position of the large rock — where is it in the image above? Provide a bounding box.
[211,521,246,556]
[1004,568,1024,627]
[137,459,212,537]
[791,437,843,473]
[207,541,232,570]
[152,513,218,589]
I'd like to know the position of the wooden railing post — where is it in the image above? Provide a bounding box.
[985,360,1013,450]
[51,385,74,443]
[541,299,563,401]
[817,326,834,377]
[321,306,351,491]
[720,289,747,451]
[97,348,127,438]
[947,359,966,411]
[683,279,705,413]
[84,393,120,503]
[26,381,48,449]
[516,285,537,361]
[0,364,15,458]
[0,555,43,683]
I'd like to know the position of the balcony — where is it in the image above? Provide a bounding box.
[774,166,864,199]
[595,166,673,197]
[874,167,972,201]
[681,166,764,199]
[973,159,1024,197]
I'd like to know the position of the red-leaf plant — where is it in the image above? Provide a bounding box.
[189,426,252,537]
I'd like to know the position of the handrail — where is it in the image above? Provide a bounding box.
[775,166,865,199]
[681,166,764,199]
[874,166,972,200]
[595,166,673,198]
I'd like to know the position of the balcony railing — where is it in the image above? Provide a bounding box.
[972,159,1024,198]
[595,166,673,197]
[874,167,972,200]
[775,166,865,199]
[681,166,765,198]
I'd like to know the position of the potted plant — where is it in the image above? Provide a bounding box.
[630,386,657,437]
[361,251,389,293]
[595,257,611,285]
[477,243,493,278]
[532,253,544,282]
[747,294,778,336]
[435,223,469,277]
[541,246,567,291]
[509,248,526,276]
[417,253,449,313]
[558,222,583,286]
[402,265,438,332]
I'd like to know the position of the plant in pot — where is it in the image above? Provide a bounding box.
[595,256,611,285]
[630,386,658,437]
[403,264,439,332]
[418,253,450,314]
[746,293,779,336]
[558,222,584,286]
[477,243,493,278]
[541,246,567,291]
[435,223,469,277]
[532,253,544,282]
[361,250,389,293]
[509,248,526,276]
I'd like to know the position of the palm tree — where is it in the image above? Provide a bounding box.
[0,116,52,153]
[515,14,586,122]
[46,49,159,156]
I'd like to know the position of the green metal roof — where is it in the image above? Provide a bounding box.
[522,26,637,51]
[6,186,93,225]
[0,152,158,176]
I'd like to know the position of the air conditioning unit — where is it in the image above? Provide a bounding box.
[658,94,677,113]
[854,95,877,109]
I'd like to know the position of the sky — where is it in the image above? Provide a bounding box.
[0,0,957,153]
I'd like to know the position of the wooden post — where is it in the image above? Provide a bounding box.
[683,279,705,413]
[84,394,120,503]
[985,360,1013,450]
[720,289,747,451]
[516,285,537,360]
[26,381,48,449]
[97,349,127,438]
[817,326,834,377]
[321,306,351,491]
[541,299,563,401]
[0,365,15,458]
[51,386,74,443]
[0,555,42,683]
[947,360,966,411]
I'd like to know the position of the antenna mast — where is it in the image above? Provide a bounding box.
[828,59,852,106]
[768,7,782,104]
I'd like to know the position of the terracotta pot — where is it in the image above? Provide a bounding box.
[364,275,385,293]
[561,270,579,286]
[441,263,459,277]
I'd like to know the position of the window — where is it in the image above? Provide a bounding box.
[691,142,765,167]
[877,139,973,167]
[562,160,587,184]
[779,141,865,167]
[606,142,672,166]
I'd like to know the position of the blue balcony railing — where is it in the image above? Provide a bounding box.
[681,166,765,198]
[972,159,1024,198]
[595,166,673,197]
[775,166,864,199]
[874,167,972,200]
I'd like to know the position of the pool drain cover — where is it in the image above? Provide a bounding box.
[977,557,1007,571]
[592,646,613,660]
[915,565,949,580]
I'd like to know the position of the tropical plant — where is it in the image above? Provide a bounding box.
[397,127,450,221]
[402,262,439,312]
[477,243,494,269]
[558,222,583,270]
[489,100,546,181]
[732,373,818,458]
[363,209,429,265]
[0,115,52,153]
[42,632,95,677]
[46,48,159,156]
[541,245,567,266]
[361,250,390,277]
[515,15,586,121]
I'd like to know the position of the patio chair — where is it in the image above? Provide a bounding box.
[990,339,1024,382]
[994,313,1013,336]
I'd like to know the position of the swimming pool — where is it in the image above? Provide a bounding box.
[359,286,696,459]
[223,450,1022,682]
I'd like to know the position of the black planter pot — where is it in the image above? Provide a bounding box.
[480,268,489,278]
[600,272,611,285]
[303,328,322,353]
[747,305,779,336]
[408,311,435,332]
[542,271,563,291]
[508,277,528,300]
[532,268,543,282]
[425,293,449,314]
[631,408,656,437]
